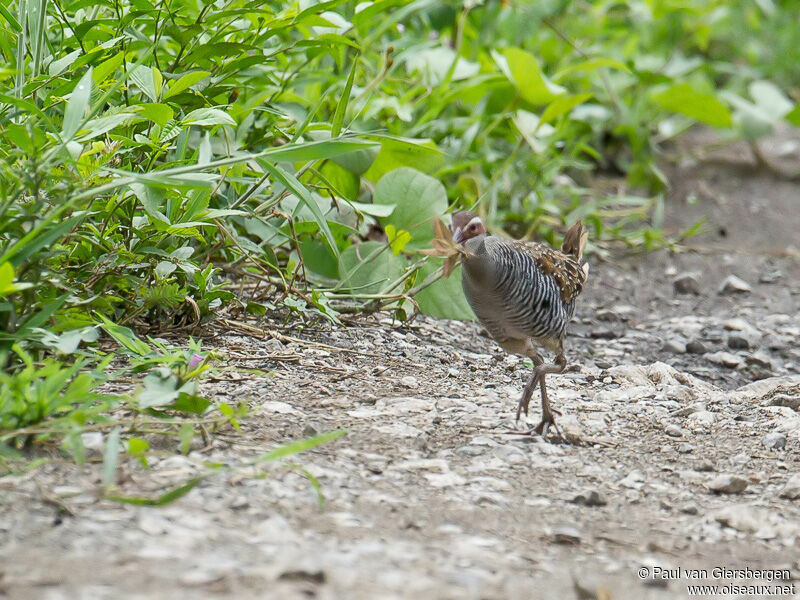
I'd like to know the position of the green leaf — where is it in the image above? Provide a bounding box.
[130,183,170,224]
[0,262,14,295]
[299,239,339,279]
[93,52,124,84]
[553,57,630,81]
[385,224,411,255]
[338,241,404,295]
[62,67,94,140]
[164,71,211,99]
[129,66,159,102]
[786,104,800,128]
[414,263,475,320]
[258,161,339,257]
[372,167,447,250]
[102,427,121,488]
[331,54,358,137]
[252,429,347,463]
[540,93,593,125]
[496,48,565,105]
[107,476,204,506]
[363,136,444,182]
[138,103,174,128]
[650,83,732,127]
[182,108,236,127]
[97,314,152,356]
[172,393,211,414]
[79,112,139,140]
[345,200,396,217]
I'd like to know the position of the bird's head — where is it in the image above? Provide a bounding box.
[452,211,486,244]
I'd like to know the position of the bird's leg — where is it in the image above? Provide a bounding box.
[515,351,543,421]
[533,353,568,439]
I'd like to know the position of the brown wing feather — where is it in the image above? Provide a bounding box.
[509,240,587,303]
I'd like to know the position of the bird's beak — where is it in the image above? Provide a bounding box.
[452,227,464,244]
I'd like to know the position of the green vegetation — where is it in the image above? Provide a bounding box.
[2,0,800,467]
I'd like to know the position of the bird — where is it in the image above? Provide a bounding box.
[425,211,589,438]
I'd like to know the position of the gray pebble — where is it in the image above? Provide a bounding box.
[705,352,743,369]
[662,339,687,354]
[746,352,773,370]
[665,424,683,438]
[570,490,607,507]
[673,273,701,295]
[779,474,800,499]
[762,432,786,450]
[552,525,582,545]
[719,275,752,295]
[686,340,707,354]
[708,474,748,494]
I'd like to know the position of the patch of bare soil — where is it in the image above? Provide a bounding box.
[2,130,800,600]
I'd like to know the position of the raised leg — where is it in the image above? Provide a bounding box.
[515,350,543,421]
[515,348,568,440]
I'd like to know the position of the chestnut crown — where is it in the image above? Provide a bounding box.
[451,211,486,244]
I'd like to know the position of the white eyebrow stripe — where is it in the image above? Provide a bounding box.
[467,216,483,228]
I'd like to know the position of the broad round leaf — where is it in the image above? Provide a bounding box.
[373,167,448,250]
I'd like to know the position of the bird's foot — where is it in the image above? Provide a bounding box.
[533,408,564,441]
[566,363,582,373]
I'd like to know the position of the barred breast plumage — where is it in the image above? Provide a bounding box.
[461,235,585,351]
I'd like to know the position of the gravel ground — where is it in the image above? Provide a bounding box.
[2,132,800,600]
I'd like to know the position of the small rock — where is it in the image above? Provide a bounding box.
[686,340,707,354]
[662,339,686,354]
[570,490,607,507]
[714,504,764,533]
[400,375,419,389]
[278,569,326,584]
[80,432,104,457]
[590,328,620,340]
[762,432,786,450]
[687,410,715,427]
[779,474,800,499]
[722,318,747,331]
[262,401,301,415]
[697,459,714,472]
[719,275,751,295]
[746,352,774,370]
[769,394,800,411]
[708,474,748,494]
[264,338,285,352]
[759,268,782,284]
[595,309,619,322]
[673,273,701,295]
[594,359,613,369]
[677,442,694,454]
[680,503,699,515]
[727,334,752,350]
[664,424,683,438]
[705,352,743,369]
[552,525,582,545]
[619,470,645,489]
[302,422,320,437]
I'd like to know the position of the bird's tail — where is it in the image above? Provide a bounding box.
[561,220,590,277]
[420,218,470,278]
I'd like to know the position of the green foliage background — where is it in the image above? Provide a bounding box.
[2,0,800,444]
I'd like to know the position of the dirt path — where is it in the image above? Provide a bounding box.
[2,135,800,599]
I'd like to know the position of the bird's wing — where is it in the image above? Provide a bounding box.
[510,240,588,303]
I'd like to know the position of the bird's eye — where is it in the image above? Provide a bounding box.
[469,224,477,231]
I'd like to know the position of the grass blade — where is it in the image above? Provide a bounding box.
[331,53,358,137]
